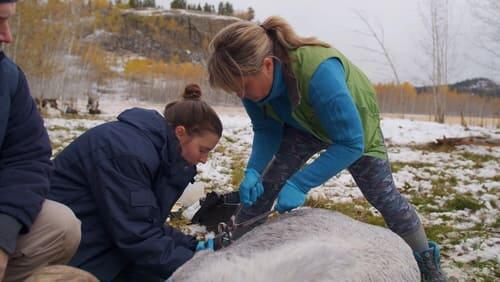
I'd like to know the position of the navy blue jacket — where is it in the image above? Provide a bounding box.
[0,52,53,254]
[48,108,197,281]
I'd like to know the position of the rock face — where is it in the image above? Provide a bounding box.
[172,208,420,282]
[95,8,240,63]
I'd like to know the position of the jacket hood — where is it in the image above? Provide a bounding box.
[117,108,190,170]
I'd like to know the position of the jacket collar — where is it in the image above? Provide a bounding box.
[256,60,287,106]
[255,60,301,110]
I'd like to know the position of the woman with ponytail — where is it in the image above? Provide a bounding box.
[208,16,446,281]
[47,84,222,281]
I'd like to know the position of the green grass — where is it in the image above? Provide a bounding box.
[413,143,456,153]
[51,136,78,157]
[399,181,413,193]
[453,261,465,268]
[168,217,191,231]
[430,181,455,197]
[425,224,455,242]
[198,177,212,183]
[391,161,434,173]
[305,198,386,227]
[492,217,500,228]
[409,192,442,212]
[460,152,497,163]
[51,143,63,153]
[474,175,500,183]
[47,125,70,131]
[469,259,500,280]
[42,112,105,120]
[223,135,236,143]
[214,144,226,154]
[489,200,498,210]
[61,113,104,120]
[230,155,245,187]
[74,125,88,131]
[443,194,484,211]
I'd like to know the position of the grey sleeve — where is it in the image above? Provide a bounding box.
[0,213,22,254]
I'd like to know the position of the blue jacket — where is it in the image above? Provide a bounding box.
[48,108,197,281]
[243,59,364,191]
[0,52,53,254]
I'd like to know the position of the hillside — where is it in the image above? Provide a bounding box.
[449,78,500,97]
[90,8,240,63]
[415,78,500,97]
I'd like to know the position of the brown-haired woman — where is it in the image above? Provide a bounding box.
[47,84,222,282]
[207,16,446,281]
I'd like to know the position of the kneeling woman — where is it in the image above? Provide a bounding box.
[48,84,222,281]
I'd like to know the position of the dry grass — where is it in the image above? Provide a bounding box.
[382,113,499,128]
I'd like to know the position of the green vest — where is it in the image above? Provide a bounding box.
[265,46,387,160]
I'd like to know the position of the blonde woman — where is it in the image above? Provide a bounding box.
[208,16,446,282]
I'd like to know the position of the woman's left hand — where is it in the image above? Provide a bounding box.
[196,238,214,252]
[275,180,307,213]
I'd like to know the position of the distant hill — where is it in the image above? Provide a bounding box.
[415,78,500,97]
[88,8,240,64]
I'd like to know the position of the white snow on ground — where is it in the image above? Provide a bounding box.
[381,118,500,145]
[44,99,499,280]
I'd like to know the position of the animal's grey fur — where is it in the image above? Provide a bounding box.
[172,208,420,282]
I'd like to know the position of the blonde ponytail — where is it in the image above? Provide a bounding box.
[208,16,330,93]
[260,16,330,63]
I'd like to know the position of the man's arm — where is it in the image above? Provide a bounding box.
[0,69,53,255]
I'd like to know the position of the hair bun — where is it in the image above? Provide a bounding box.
[183,84,202,100]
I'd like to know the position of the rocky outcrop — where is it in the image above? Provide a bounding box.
[93,8,240,63]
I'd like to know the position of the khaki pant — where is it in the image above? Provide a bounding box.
[4,200,81,282]
[25,265,98,282]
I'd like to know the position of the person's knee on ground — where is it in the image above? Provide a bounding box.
[30,200,82,264]
[4,200,81,281]
[25,265,98,282]
[42,200,82,264]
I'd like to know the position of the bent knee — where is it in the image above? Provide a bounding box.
[26,265,98,282]
[37,200,81,259]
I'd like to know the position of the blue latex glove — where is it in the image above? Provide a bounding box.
[275,180,308,213]
[196,238,214,252]
[239,168,264,207]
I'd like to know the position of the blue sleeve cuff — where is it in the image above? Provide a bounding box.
[0,213,22,254]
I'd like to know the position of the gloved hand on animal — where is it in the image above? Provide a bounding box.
[239,168,264,206]
[196,236,215,252]
[275,180,308,213]
[196,232,215,252]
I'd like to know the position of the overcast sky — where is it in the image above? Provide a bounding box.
[157,0,498,85]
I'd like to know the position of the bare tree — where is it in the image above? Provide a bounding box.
[419,0,451,123]
[353,11,405,118]
[469,0,500,74]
